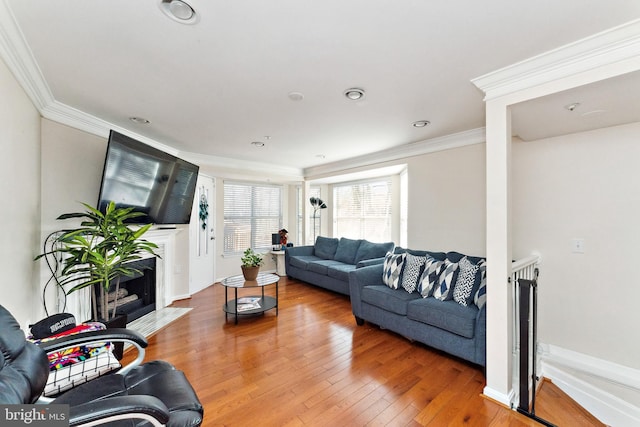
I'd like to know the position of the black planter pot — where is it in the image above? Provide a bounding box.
[98,314,127,360]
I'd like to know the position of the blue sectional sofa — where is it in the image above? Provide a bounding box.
[348,248,487,367]
[285,236,394,295]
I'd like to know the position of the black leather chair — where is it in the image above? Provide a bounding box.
[0,305,203,426]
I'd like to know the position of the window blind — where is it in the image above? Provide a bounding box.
[333,178,392,241]
[224,181,282,254]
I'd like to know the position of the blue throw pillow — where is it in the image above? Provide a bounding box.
[433,259,459,301]
[314,236,339,260]
[334,238,361,264]
[418,256,445,297]
[382,252,406,289]
[401,253,426,293]
[474,259,487,309]
[453,257,480,307]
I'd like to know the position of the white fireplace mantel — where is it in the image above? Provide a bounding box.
[61,227,182,323]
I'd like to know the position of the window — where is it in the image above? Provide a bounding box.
[224,181,282,255]
[333,178,392,242]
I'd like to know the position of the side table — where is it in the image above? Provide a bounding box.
[270,250,286,276]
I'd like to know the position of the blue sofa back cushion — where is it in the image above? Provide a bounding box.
[446,251,484,265]
[354,240,395,264]
[314,236,339,260]
[334,238,362,264]
[394,247,446,261]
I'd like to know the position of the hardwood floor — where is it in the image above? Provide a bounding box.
[123,276,602,426]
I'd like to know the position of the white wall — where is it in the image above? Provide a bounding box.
[513,122,640,369]
[0,56,41,328]
[406,143,487,255]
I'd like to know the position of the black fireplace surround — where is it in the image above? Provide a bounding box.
[94,257,156,323]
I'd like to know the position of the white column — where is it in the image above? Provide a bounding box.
[484,99,514,406]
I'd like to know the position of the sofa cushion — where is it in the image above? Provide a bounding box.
[433,259,459,301]
[474,259,487,309]
[327,263,356,282]
[307,259,343,275]
[394,247,446,261]
[382,252,406,289]
[362,285,421,316]
[314,236,339,260]
[418,256,445,297]
[453,257,481,307]
[289,255,322,270]
[401,253,426,294]
[446,251,484,265]
[354,240,395,264]
[334,238,362,264]
[407,298,478,338]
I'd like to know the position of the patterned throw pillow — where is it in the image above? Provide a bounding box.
[433,259,459,301]
[474,259,487,308]
[418,256,445,298]
[382,252,406,289]
[453,257,480,306]
[401,254,427,293]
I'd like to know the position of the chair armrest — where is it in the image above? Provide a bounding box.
[69,395,170,427]
[38,328,147,353]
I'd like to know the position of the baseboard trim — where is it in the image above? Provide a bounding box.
[540,344,640,426]
[483,385,515,409]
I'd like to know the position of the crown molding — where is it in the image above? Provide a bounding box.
[472,19,640,100]
[304,127,486,179]
[182,151,305,182]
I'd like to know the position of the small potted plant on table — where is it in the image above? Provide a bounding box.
[240,248,263,281]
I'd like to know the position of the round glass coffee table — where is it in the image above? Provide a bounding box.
[220,272,279,324]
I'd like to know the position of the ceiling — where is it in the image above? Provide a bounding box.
[3,0,640,177]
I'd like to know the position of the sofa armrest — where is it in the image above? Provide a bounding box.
[356,257,385,268]
[348,263,384,318]
[475,304,487,366]
[284,245,315,263]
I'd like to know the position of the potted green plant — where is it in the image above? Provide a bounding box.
[240,248,263,281]
[36,201,159,322]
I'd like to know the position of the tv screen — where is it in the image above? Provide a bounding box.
[97,130,200,225]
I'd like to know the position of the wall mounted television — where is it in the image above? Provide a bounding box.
[97,130,200,225]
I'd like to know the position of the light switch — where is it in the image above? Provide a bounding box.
[571,238,585,254]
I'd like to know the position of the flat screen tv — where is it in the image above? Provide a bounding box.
[97,130,200,225]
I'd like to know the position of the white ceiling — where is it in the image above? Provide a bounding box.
[3,0,640,176]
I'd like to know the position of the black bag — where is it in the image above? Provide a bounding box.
[30,313,76,339]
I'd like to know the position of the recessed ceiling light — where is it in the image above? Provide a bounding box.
[251,141,265,147]
[564,102,580,112]
[288,92,304,101]
[315,154,326,159]
[344,88,365,100]
[129,117,150,124]
[159,0,198,25]
[412,120,430,128]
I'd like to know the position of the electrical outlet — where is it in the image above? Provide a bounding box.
[571,238,585,254]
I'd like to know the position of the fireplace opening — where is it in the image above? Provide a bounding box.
[94,257,156,323]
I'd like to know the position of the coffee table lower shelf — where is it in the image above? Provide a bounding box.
[223,296,277,317]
